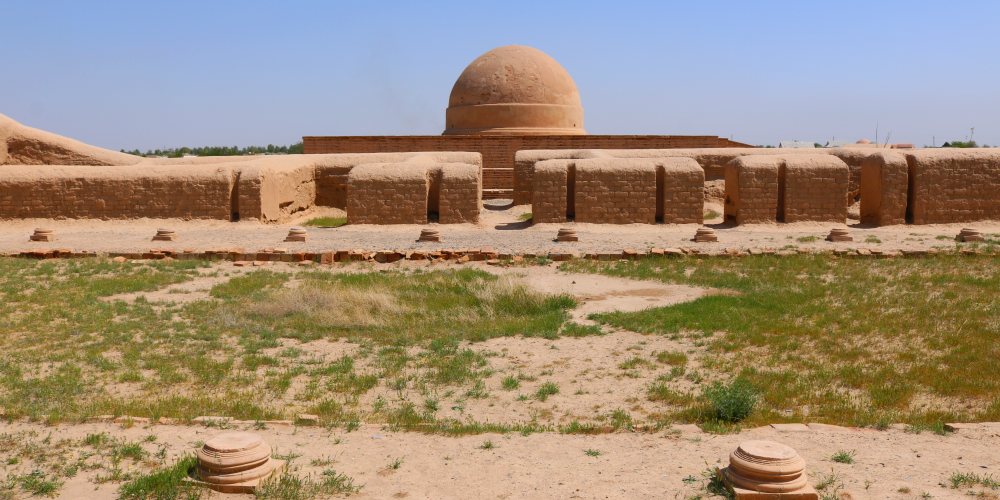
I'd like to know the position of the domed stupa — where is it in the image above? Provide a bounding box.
[444,45,585,136]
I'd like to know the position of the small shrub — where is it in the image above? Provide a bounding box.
[501,376,520,390]
[831,450,855,464]
[535,382,559,401]
[703,379,758,423]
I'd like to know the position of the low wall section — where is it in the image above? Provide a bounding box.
[531,157,703,224]
[724,155,849,224]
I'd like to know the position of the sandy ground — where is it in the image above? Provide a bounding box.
[2,420,998,499]
[0,202,997,255]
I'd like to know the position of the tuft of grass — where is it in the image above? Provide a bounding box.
[830,450,856,464]
[796,236,818,243]
[303,216,348,228]
[865,235,882,244]
[534,382,560,402]
[560,322,605,337]
[387,457,404,470]
[584,449,602,457]
[654,350,687,367]
[479,440,496,450]
[501,375,520,390]
[948,471,1000,490]
[118,456,200,499]
[703,379,758,423]
[517,212,533,222]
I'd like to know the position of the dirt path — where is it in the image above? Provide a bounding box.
[2,420,997,499]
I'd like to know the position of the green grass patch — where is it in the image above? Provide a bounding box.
[562,253,1000,427]
[302,216,347,228]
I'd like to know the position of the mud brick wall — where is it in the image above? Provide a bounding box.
[346,163,429,224]
[659,158,704,224]
[574,159,657,224]
[531,160,571,223]
[438,163,482,224]
[304,135,749,198]
[781,156,849,223]
[724,156,781,224]
[313,152,481,209]
[860,152,908,226]
[0,165,234,219]
[905,150,1000,224]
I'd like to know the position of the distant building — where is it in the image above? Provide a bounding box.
[778,141,815,148]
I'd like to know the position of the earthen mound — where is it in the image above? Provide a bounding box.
[0,113,140,166]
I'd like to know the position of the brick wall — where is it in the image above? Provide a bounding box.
[304,135,749,198]
[438,163,482,224]
[346,163,429,224]
[860,152,908,226]
[0,165,234,219]
[906,150,1000,224]
[725,155,849,224]
[724,157,781,224]
[660,158,704,224]
[574,159,658,224]
[782,156,849,222]
[531,160,571,223]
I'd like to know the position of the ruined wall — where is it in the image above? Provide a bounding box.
[304,135,749,198]
[781,156,849,222]
[906,150,1000,224]
[313,152,482,208]
[660,158,704,224]
[531,160,571,223]
[574,159,657,224]
[346,163,429,224]
[724,156,781,224]
[0,165,234,219]
[438,163,482,224]
[0,114,141,167]
[725,155,849,224]
[860,152,908,226]
[514,146,882,205]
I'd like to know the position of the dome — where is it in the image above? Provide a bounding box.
[444,45,585,135]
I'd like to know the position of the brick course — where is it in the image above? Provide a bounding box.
[782,156,849,222]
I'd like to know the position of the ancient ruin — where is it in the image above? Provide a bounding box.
[719,440,818,499]
[193,432,283,494]
[1,45,998,229]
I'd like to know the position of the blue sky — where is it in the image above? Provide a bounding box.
[2,0,998,149]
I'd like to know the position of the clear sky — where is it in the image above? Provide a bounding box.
[2,0,999,149]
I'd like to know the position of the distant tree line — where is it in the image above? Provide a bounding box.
[120,142,304,157]
[941,140,982,148]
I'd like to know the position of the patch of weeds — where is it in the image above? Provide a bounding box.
[654,350,687,367]
[479,440,496,450]
[647,383,693,405]
[584,449,602,457]
[517,212,533,222]
[501,375,520,390]
[608,409,633,431]
[830,450,855,464]
[112,441,148,462]
[303,216,347,228]
[703,378,758,423]
[948,471,1000,490]
[534,382,559,401]
[11,470,62,497]
[618,356,654,370]
[865,235,882,244]
[814,471,844,497]
[118,455,201,499]
[796,236,818,243]
[387,457,404,470]
[560,322,605,337]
